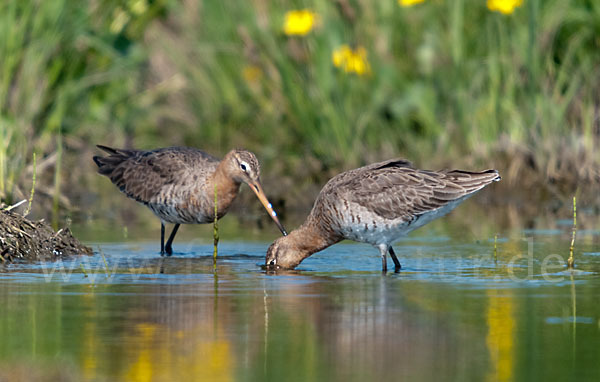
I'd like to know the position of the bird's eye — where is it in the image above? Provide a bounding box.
[240,163,248,172]
[269,259,276,266]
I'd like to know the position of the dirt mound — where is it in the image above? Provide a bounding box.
[0,208,92,262]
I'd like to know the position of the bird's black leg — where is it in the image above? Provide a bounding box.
[165,223,180,256]
[389,246,401,271]
[160,223,166,256]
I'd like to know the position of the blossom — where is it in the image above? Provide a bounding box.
[283,9,318,36]
[110,7,130,34]
[332,45,371,76]
[130,0,148,15]
[398,0,426,7]
[487,0,523,15]
[242,65,262,83]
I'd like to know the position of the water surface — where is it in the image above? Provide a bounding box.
[1,233,600,381]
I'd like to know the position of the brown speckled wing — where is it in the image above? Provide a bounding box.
[94,146,218,204]
[333,160,499,220]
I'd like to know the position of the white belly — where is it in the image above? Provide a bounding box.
[334,202,406,245]
[335,197,470,246]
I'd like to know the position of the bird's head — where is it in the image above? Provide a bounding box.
[265,235,307,270]
[224,150,287,236]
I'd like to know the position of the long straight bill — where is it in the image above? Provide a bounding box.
[250,181,288,236]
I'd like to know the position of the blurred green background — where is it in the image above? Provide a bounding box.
[1,0,599,234]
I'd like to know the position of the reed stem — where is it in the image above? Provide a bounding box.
[24,152,36,216]
[493,234,498,263]
[52,134,62,230]
[80,263,88,278]
[98,246,110,277]
[213,183,219,270]
[567,196,576,269]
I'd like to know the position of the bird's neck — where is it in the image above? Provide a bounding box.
[287,220,342,258]
[210,162,241,217]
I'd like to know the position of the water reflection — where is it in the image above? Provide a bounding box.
[486,289,515,382]
[1,238,600,381]
[121,322,233,382]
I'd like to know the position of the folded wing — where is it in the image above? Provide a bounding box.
[336,160,499,221]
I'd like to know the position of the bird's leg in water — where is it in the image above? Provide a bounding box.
[165,224,180,256]
[160,223,165,256]
[389,246,401,271]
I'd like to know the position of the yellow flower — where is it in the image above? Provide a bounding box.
[110,7,130,34]
[398,0,426,7]
[332,45,371,76]
[487,0,523,15]
[332,45,352,68]
[130,0,148,15]
[283,9,318,36]
[242,65,262,83]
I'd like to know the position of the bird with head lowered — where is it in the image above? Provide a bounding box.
[266,159,499,272]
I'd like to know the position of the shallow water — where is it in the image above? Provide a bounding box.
[1,232,600,381]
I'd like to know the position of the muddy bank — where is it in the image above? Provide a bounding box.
[0,208,92,262]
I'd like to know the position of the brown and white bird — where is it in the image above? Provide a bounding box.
[93,145,286,255]
[266,159,500,271]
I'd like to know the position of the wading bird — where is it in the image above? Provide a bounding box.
[266,159,499,271]
[94,145,286,255]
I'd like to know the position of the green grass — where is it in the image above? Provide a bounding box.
[0,0,163,207]
[1,0,599,223]
[144,0,600,174]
